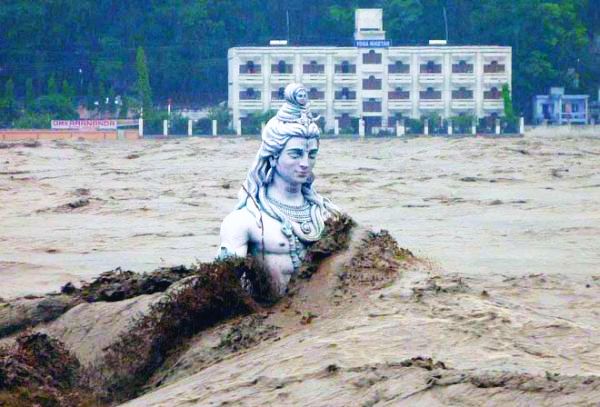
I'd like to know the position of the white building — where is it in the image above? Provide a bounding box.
[228,9,512,133]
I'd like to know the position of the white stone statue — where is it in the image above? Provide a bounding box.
[219,83,339,296]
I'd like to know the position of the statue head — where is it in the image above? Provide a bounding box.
[237,83,325,212]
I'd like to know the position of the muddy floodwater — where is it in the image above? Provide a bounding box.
[1,135,598,299]
[1,135,600,406]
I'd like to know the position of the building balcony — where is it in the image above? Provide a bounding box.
[363,101,382,112]
[269,99,285,110]
[239,91,261,100]
[483,99,504,110]
[239,65,262,74]
[484,90,502,99]
[334,91,357,100]
[239,99,263,110]
[303,64,324,74]
[388,91,410,100]
[420,64,442,74]
[307,90,325,100]
[335,64,357,74]
[310,100,327,110]
[420,91,442,100]
[271,73,295,83]
[363,79,382,90]
[451,73,476,84]
[302,73,326,83]
[388,99,412,111]
[451,100,476,110]
[419,100,444,110]
[483,73,508,85]
[271,64,293,74]
[419,73,444,84]
[452,90,473,99]
[333,99,358,111]
[388,64,410,74]
[388,72,412,84]
[484,63,506,73]
[452,64,473,74]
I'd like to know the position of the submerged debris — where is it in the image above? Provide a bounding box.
[0,332,96,406]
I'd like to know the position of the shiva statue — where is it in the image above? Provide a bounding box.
[219,83,339,296]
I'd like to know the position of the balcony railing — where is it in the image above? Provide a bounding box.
[308,90,325,100]
[452,90,474,99]
[335,64,357,74]
[271,64,293,74]
[363,53,382,64]
[452,64,473,73]
[334,91,357,100]
[484,64,506,73]
[388,91,410,100]
[389,64,410,74]
[303,64,325,74]
[239,65,261,74]
[239,91,261,100]
[363,78,382,90]
[484,90,502,99]
[420,64,442,74]
[363,101,382,112]
[420,90,442,99]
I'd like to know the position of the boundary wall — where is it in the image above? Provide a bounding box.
[0,130,139,141]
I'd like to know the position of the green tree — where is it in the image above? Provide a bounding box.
[98,82,106,114]
[0,78,18,127]
[86,83,96,111]
[25,78,34,110]
[119,95,129,119]
[502,83,515,121]
[108,87,116,115]
[136,46,153,117]
[47,75,58,95]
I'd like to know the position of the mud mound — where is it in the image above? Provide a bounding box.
[0,295,75,338]
[90,258,259,403]
[0,332,96,406]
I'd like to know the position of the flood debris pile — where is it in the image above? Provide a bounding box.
[0,332,96,407]
[90,258,260,403]
[0,214,415,406]
[75,265,199,302]
[297,213,356,280]
[338,229,413,291]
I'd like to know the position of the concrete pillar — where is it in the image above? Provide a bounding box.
[188,120,193,136]
[424,119,429,135]
[334,119,339,136]
[471,120,477,135]
[163,120,168,136]
[447,119,453,135]
[261,122,265,135]
[212,120,218,136]
[396,119,405,137]
[358,119,365,138]
[519,117,525,135]
[138,118,143,137]
[236,119,242,136]
[495,119,500,135]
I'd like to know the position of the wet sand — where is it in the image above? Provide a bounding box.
[1,135,599,299]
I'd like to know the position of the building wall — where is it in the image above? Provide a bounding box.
[228,45,512,131]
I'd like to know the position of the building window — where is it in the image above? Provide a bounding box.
[420,60,442,74]
[363,75,382,90]
[247,61,255,73]
[278,60,286,73]
[342,61,350,73]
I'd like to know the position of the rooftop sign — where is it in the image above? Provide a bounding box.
[355,40,391,48]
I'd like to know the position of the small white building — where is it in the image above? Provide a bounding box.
[228,9,512,133]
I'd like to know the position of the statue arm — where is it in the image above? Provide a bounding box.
[217,210,250,259]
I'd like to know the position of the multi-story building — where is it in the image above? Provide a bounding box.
[228,9,512,133]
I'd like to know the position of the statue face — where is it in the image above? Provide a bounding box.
[295,88,308,106]
[274,137,318,185]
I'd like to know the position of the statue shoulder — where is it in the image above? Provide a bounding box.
[220,207,255,234]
